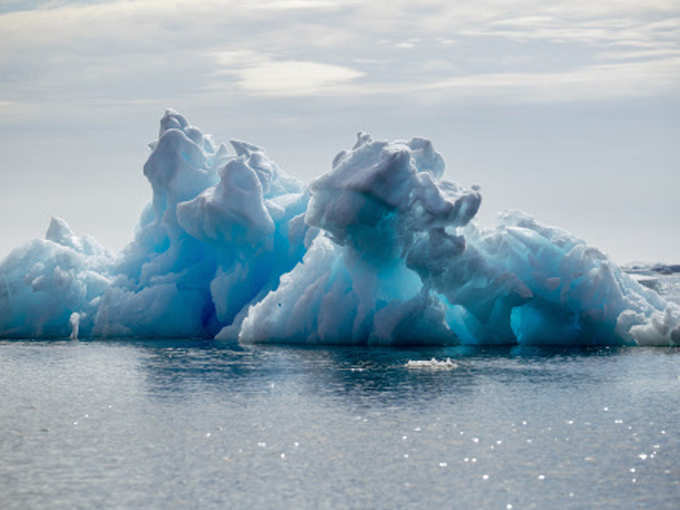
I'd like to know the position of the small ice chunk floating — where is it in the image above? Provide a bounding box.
[1,110,678,345]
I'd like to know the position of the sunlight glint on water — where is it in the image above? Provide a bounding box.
[1,341,679,509]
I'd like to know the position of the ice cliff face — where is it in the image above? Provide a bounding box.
[1,110,678,345]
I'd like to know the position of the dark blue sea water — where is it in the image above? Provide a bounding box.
[1,340,679,509]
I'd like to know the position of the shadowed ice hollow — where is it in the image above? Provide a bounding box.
[1,110,678,345]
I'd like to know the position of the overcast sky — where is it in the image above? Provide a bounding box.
[0,0,678,263]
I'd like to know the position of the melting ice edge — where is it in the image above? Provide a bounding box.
[1,110,678,346]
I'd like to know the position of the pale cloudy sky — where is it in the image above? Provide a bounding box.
[0,0,678,262]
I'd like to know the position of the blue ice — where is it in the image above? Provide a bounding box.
[1,110,678,345]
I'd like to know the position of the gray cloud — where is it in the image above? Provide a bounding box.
[1,0,678,104]
[0,0,678,263]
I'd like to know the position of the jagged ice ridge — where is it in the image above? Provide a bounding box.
[1,110,678,346]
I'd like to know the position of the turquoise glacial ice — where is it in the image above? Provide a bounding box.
[1,110,678,345]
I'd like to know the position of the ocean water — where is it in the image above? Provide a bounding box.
[1,341,679,509]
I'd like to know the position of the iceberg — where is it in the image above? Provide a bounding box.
[1,110,678,346]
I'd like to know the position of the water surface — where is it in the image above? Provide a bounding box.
[1,340,679,509]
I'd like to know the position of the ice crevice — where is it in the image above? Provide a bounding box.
[1,109,678,346]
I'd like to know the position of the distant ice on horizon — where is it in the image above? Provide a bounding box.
[0,110,678,346]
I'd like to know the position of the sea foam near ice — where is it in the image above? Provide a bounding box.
[1,110,678,346]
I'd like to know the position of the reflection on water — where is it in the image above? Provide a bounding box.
[136,341,618,405]
[1,339,679,509]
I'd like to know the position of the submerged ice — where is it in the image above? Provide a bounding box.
[1,110,678,345]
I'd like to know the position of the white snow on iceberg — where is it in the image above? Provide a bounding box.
[1,110,678,346]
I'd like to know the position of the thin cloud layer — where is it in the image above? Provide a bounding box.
[1,0,678,106]
[232,61,364,96]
